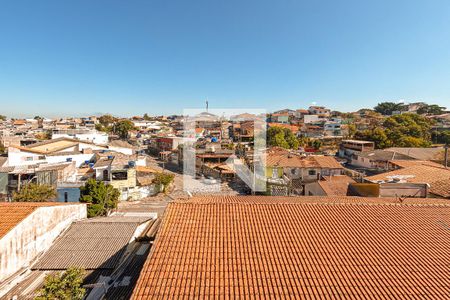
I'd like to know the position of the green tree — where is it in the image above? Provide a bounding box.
[153,172,175,193]
[354,113,433,148]
[79,179,120,217]
[432,130,450,144]
[311,139,323,150]
[354,127,390,149]
[0,115,6,121]
[113,120,136,139]
[374,102,405,115]
[35,267,85,300]
[143,113,152,120]
[0,142,5,154]
[13,183,57,202]
[267,127,299,149]
[346,124,357,138]
[98,114,116,127]
[417,104,446,115]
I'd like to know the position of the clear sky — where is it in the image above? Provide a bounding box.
[1,0,450,118]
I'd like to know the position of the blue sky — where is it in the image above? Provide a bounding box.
[1,0,450,117]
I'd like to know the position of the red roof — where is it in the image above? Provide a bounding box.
[132,196,450,299]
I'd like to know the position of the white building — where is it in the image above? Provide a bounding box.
[52,129,109,145]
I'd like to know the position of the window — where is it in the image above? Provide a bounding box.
[103,169,109,181]
[112,171,128,180]
[308,170,316,176]
[64,192,68,202]
[291,169,296,175]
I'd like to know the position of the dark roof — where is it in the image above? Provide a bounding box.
[355,149,414,161]
[132,196,450,299]
[33,217,149,270]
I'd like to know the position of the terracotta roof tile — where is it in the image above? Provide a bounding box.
[132,196,450,299]
[366,164,450,198]
[266,149,343,169]
[318,175,355,196]
[0,202,69,239]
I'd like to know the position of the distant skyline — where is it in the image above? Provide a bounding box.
[1,0,450,118]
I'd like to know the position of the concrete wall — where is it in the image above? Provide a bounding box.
[0,204,87,283]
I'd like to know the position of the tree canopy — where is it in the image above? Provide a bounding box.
[267,127,299,149]
[374,102,406,115]
[79,179,120,217]
[417,104,446,115]
[35,267,85,300]
[13,183,57,202]
[113,120,136,139]
[355,113,433,148]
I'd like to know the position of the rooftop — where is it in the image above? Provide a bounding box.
[0,202,71,239]
[366,164,450,198]
[266,148,343,169]
[132,195,450,299]
[318,175,356,196]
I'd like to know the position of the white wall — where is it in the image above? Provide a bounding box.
[46,153,95,167]
[303,115,319,124]
[0,204,86,283]
[52,133,109,145]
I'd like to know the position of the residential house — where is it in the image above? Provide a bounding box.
[308,106,331,117]
[365,160,450,198]
[338,140,375,160]
[0,202,86,283]
[265,148,344,195]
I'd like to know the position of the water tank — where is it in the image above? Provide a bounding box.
[128,161,136,168]
[66,158,73,162]
[88,163,95,168]
[107,155,114,160]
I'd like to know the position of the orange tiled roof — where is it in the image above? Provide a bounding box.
[318,175,355,196]
[0,202,67,239]
[267,123,300,132]
[266,149,343,169]
[132,196,450,299]
[366,164,450,198]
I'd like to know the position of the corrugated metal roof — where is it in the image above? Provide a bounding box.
[33,218,147,270]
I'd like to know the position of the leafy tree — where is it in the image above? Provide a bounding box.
[98,114,116,127]
[34,116,43,120]
[346,124,357,138]
[311,139,323,150]
[267,127,299,149]
[35,267,85,300]
[432,130,450,144]
[13,183,57,202]
[0,115,6,121]
[354,113,433,148]
[355,127,390,149]
[79,179,120,217]
[153,172,175,193]
[143,113,152,120]
[417,104,446,115]
[113,120,136,140]
[0,142,5,154]
[374,102,406,115]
